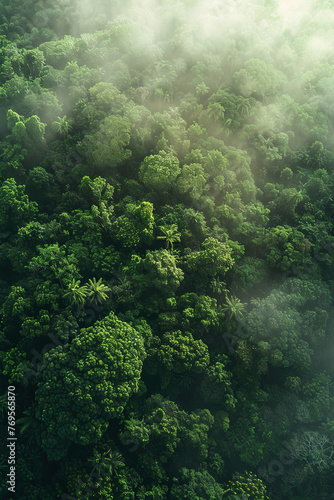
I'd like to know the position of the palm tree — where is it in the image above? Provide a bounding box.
[221,295,246,320]
[223,118,233,136]
[86,277,111,305]
[63,279,89,306]
[16,406,41,446]
[210,277,227,297]
[237,98,252,116]
[290,189,304,207]
[88,449,124,479]
[52,116,72,139]
[16,407,35,434]
[156,224,181,252]
[111,272,133,304]
[207,102,225,122]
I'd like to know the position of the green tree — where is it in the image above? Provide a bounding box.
[147,330,209,376]
[35,312,146,460]
[27,243,81,289]
[156,224,181,252]
[139,151,181,193]
[240,278,331,372]
[22,48,45,79]
[81,115,131,172]
[78,175,114,207]
[184,237,234,278]
[225,471,269,499]
[26,166,55,206]
[175,163,208,200]
[63,278,89,306]
[134,249,184,296]
[170,468,227,500]
[222,295,246,320]
[86,277,111,305]
[207,102,225,122]
[198,355,236,408]
[52,115,72,139]
[233,58,286,100]
[11,113,46,150]
[112,201,154,248]
[0,178,38,232]
[262,225,308,272]
[306,141,327,169]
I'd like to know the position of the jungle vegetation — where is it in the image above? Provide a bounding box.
[0,0,334,498]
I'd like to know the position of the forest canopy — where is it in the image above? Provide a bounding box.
[0,0,334,499]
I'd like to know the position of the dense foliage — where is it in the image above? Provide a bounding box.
[0,0,334,498]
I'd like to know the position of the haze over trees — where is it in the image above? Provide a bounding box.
[0,0,334,498]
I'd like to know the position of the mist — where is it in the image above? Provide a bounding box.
[64,0,334,148]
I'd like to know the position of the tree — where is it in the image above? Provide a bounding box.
[301,372,332,423]
[112,201,155,249]
[198,355,235,408]
[52,115,72,139]
[35,312,146,460]
[187,122,207,147]
[178,293,225,341]
[0,140,26,181]
[184,237,234,278]
[26,166,55,206]
[81,115,131,172]
[262,225,308,272]
[225,471,269,500]
[87,81,128,118]
[210,277,227,296]
[146,110,187,155]
[2,286,30,326]
[170,468,227,500]
[27,243,82,289]
[88,448,125,479]
[196,82,209,98]
[122,395,214,467]
[139,151,181,193]
[78,176,114,207]
[2,347,33,384]
[240,278,331,372]
[23,48,45,79]
[289,431,334,474]
[86,277,111,305]
[156,224,181,252]
[16,405,42,446]
[207,102,225,122]
[0,178,38,232]
[7,109,22,130]
[306,141,327,169]
[134,249,184,296]
[233,58,286,100]
[208,89,255,132]
[175,163,208,200]
[10,113,46,150]
[63,278,89,306]
[231,257,269,292]
[221,295,246,320]
[147,330,210,375]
